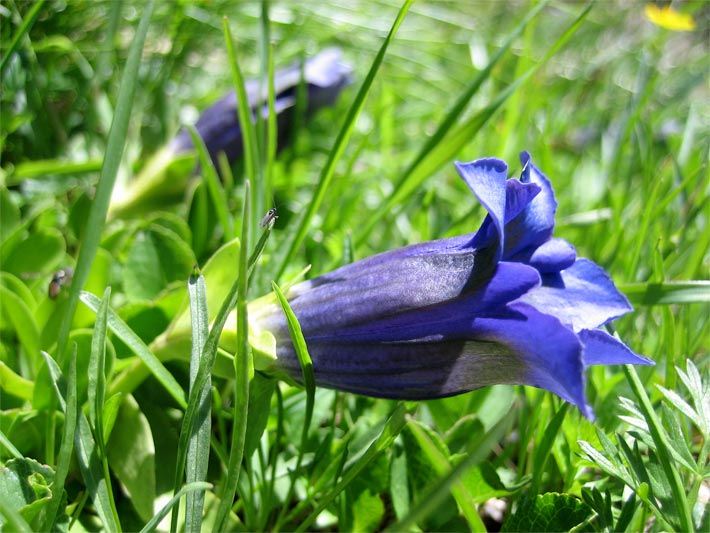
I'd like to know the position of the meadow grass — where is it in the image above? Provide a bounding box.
[0,1,708,531]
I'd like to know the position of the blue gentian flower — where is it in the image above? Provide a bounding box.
[251,152,652,418]
[171,48,352,168]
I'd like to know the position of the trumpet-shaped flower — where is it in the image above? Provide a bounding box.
[250,152,652,418]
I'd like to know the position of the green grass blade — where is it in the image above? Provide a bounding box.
[214,180,252,531]
[356,2,591,248]
[275,0,414,279]
[408,419,486,531]
[41,348,78,531]
[80,291,187,408]
[140,482,212,533]
[187,125,234,240]
[354,0,549,247]
[0,0,47,77]
[56,1,154,362]
[8,158,103,185]
[42,349,121,532]
[387,408,514,531]
[169,243,246,532]
[85,287,121,532]
[0,429,22,459]
[623,365,694,532]
[530,402,569,493]
[620,280,710,305]
[271,280,315,531]
[223,18,261,244]
[185,271,211,533]
[293,403,409,532]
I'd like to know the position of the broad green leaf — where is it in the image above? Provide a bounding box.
[0,458,55,531]
[244,372,276,460]
[0,361,34,401]
[122,224,195,300]
[0,285,40,369]
[501,492,593,532]
[0,187,20,242]
[106,394,156,522]
[1,227,64,280]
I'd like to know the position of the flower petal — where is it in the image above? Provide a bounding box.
[455,158,509,255]
[579,329,653,366]
[467,302,592,418]
[275,300,593,418]
[255,237,497,340]
[304,261,541,343]
[511,238,576,273]
[502,152,558,258]
[517,258,633,331]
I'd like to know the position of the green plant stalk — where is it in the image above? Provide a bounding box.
[187,125,235,239]
[41,349,78,531]
[275,0,414,280]
[0,0,47,77]
[86,288,121,532]
[56,0,153,363]
[140,483,212,533]
[623,365,694,532]
[185,272,211,533]
[224,18,261,245]
[213,181,252,531]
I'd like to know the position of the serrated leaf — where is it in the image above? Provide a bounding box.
[502,492,593,532]
[0,458,55,530]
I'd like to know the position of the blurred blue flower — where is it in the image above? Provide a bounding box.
[253,152,652,418]
[172,48,352,168]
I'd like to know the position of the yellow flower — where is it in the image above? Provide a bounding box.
[645,4,696,31]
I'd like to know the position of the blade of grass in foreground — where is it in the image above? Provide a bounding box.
[0,498,32,533]
[141,482,212,533]
[624,365,694,533]
[169,239,249,532]
[80,291,187,407]
[0,0,47,77]
[184,271,211,533]
[0,429,22,459]
[85,288,121,532]
[42,350,121,532]
[353,0,549,247]
[355,2,591,249]
[56,0,154,362]
[224,18,261,244]
[213,181,252,532]
[41,348,78,531]
[271,281,315,531]
[275,0,414,280]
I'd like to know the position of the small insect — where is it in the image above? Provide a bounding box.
[48,267,74,300]
[260,207,278,229]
